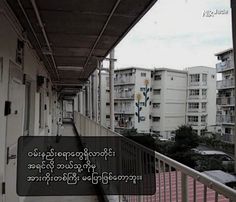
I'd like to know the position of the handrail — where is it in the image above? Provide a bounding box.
[74,112,236,201]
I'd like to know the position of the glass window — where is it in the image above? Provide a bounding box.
[188,116,198,122]
[189,103,199,109]
[153,103,160,108]
[140,87,146,91]
[154,75,161,80]
[190,74,200,82]
[202,74,207,82]
[202,103,207,109]
[141,72,146,77]
[202,89,207,96]
[153,89,161,95]
[201,115,207,122]
[189,89,199,96]
[152,117,160,122]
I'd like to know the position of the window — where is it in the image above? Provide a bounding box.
[140,87,146,91]
[190,74,200,82]
[153,89,161,95]
[189,103,199,109]
[189,89,199,96]
[201,115,207,122]
[202,89,207,96]
[154,75,161,80]
[152,117,160,122]
[200,129,206,136]
[140,116,146,121]
[202,102,207,109]
[188,116,198,122]
[153,103,160,108]
[202,74,207,82]
[106,103,110,106]
[139,102,145,106]
[225,128,231,134]
[106,115,110,118]
[141,72,146,77]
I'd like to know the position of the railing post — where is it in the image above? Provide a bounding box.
[181,173,188,202]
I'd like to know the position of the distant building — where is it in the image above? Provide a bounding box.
[186,66,216,136]
[151,68,187,139]
[215,48,234,142]
[113,67,152,134]
[101,66,217,139]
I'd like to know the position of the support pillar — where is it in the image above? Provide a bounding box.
[109,49,115,131]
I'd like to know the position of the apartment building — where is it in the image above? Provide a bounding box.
[113,67,152,134]
[151,68,187,139]
[215,48,235,142]
[186,66,216,136]
[100,66,216,138]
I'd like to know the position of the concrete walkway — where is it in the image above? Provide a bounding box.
[22,123,99,202]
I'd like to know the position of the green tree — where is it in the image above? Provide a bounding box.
[169,125,199,168]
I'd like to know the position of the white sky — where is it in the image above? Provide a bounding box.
[114,0,232,70]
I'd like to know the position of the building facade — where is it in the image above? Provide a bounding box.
[215,49,235,142]
[101,66,217,139]
[151,68,187,139]
[186,66,216,136]
[113,67,152,134]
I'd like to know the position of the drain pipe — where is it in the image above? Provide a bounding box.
[30,0,59,79]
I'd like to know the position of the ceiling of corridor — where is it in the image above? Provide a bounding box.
[7,0,157,88]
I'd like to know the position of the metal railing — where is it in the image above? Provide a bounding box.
[216,60,234,73]
[114,76,135,85]
[217,97,235,106]
[216,115,235,124]
[74,112,236,202]
[217,79,235,89]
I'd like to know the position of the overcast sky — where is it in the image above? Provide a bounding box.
[114,0,232,70]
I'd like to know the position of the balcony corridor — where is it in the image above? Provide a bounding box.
[22,122,99,202]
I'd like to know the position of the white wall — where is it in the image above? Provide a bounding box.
[0,7,57,199]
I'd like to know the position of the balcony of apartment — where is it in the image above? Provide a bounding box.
[114,107,134,115]
[187,108,207,113]
[217,79,235,89]
[114,91,135,100]
[220,133,234,143]
[114,120,134,129]
[216,115,235,125]
[188,81,207,87]
[75,112,236,202]
[216,60,234,73]
[217,97,235,106]
[114,76,135,86]
[187,121,199,126]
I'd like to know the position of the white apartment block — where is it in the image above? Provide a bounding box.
[151,68,187,139]
[215,48,235,142]
[113,67,152,134]
[100,66,216,139]
[186,66,216,136]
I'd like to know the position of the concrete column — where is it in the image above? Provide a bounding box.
[109,49,115,131]
[231,0,236,172]
[89,77,92,120]
[94,62,99,123]
[99,61,102,124]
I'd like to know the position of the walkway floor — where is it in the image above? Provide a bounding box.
[22,123,99,202]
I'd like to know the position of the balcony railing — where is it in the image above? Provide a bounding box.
[74,112,236,202]
[216,115,235,124]
[114,76,135,85]
[188,108,207,113]
[115,121,134,129]
[217,79,234,89]
[217,97,235,106]
[114,108,134,114]
[216,60,234,73]
[220,133,234,143]
[114,92,135,99]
